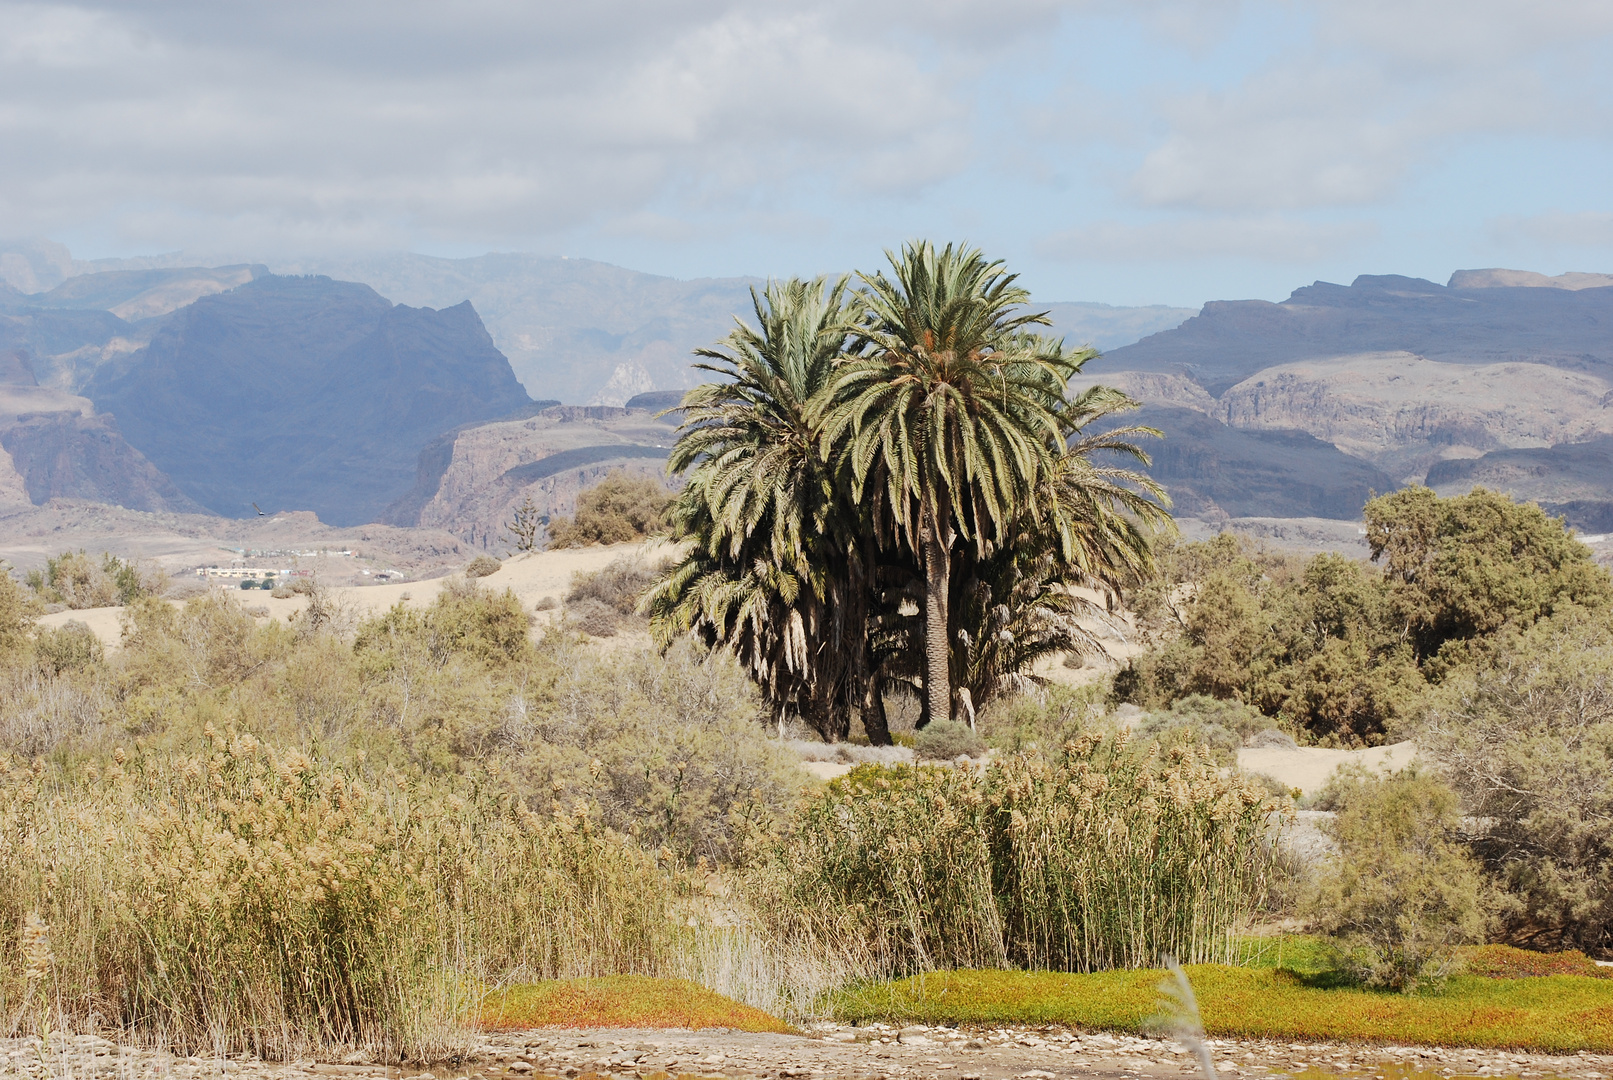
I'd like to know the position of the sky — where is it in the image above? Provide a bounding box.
[2,0,1611,307]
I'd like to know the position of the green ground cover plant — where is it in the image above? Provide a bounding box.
[831,967,1613,1051]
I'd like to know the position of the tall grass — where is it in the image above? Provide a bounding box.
[0,729,682,1062]
[990,732,1276,970]
[758,735,1280,980]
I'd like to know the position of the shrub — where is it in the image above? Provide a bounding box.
[534,595,559,611]
[767,764,1006,973]
[1420,608,1613,954]
[465,554,501,578]
[1305,767,1493,992]
[764,734,1279,977]
[567,598,619,637]
[355,578,532,668]
[913,719,984,760]
[1136,695,1287,765]
[988,734,1277,970]
[1117,491,1613,745]
[498,638,801,863]
[0,663,110,757]
[978,683,1107,755]
[0,734,683,1060]
[34,620,103,675]
[547,472,672,549]
[0,572,40,656]
[26,550,164,609]
[567,555,664,617]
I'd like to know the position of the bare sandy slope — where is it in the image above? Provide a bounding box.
[37,539,669,647]
[1237,740,1416,795]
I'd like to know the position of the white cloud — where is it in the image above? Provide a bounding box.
[1038,216,1374,262]
[0,0,1010,253]
[1491,211,1613,249]
[1123,0,1608,212]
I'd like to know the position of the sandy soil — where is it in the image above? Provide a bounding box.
[1237,742,1417,796]
[6,1024,1608,1080]
[36,540,670,648]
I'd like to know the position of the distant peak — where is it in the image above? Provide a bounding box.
[1448,268,1613,291]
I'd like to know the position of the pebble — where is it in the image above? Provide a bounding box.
[1,1027,1609,1080]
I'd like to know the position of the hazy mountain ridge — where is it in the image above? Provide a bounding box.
[1115,405,1396,520]
[1093,270,1613,525]
[7,244,1196,405]
[88,275,534,525]
[5,239,1611,538]
[1102,272,1613,394]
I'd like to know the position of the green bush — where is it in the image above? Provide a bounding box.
[0,573,41,657]
[1117,489,1613,744]
[26,550,165,609]
[34,620,103,675]
[913,719,985,760]
[355,577,532,668]
[1306,767,1493,992]
[547,472,672,549]
[978,683,1107,755]
[1419,608,1613,954]
[1133,694,1293,765]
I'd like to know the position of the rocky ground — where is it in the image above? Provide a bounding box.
[5,1024,1610,1080]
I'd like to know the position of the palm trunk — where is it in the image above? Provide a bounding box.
[922,501,952,727]
[861,669,892,745]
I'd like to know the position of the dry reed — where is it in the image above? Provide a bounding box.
[758,736,1280,981]
[0,728,682,1062]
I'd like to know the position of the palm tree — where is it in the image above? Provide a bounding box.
[816,241,1081,725]
[645,277,883,741]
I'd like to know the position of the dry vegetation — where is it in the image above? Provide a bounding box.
[3,480,1612,1060]
[0,554,1287,1059]
[545,472,672,550]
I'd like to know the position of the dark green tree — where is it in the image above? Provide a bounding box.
[817,241,1081,724]
[645,277,886,742]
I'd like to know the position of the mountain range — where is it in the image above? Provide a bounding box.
[3,243,1198,405]
[2,238,1611,548]
[1087,269,1613,531]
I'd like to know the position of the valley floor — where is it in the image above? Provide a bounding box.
[7,1026,1610,1080]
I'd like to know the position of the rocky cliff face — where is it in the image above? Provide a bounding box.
[1088,271,1613,521]
[1213,355,1613,481]
[89,275,533,525]
[0,411,203,513]
[385,405,675,548]
[1101,273,1613,395]
[1102,406,1396,520]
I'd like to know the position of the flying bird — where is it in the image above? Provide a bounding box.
[252,502,266,516]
